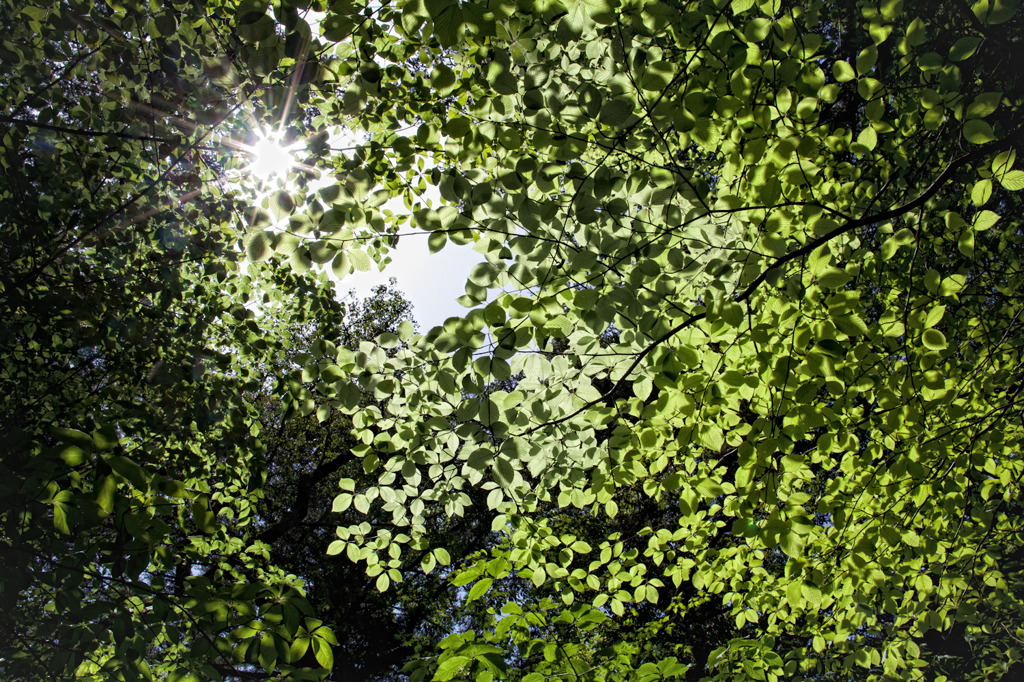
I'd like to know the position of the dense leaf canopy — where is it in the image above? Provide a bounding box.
[2,0,1024,680]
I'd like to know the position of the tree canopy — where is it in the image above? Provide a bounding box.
[3,0,1024,680]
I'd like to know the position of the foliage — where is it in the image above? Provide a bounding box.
[0,0,342,678]
[4,0,1024,680]
[300,0,1024,680]
[252,282,499,681]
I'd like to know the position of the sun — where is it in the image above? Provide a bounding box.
[247,132,303,181]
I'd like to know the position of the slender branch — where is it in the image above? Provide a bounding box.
[0,114,177,144]
[737,124,1024,301]
[520,124,1024,435]
[8,99,246,292]
[25,46,102,102]
[257,449,356,545]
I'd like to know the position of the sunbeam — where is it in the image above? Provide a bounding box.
[247,131,303,181]
[248,133,296,179]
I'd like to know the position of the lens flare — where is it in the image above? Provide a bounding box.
[249,134,295,180]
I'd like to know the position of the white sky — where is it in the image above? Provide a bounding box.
[236,131,482,331]
[272,11,483,331]
[336,232,481,331]
[314,126,482,331]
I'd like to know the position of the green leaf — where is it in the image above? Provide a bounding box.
[349,249,372,271]
[53,427,95,452]
[13,2,1024,679]
[290,636,311,662]
[376,573,391,592]
[780,530,805,558]
[963,119,996,144]
[431,64,457,94]
[992,150,1016,175]
[156,479,191,499]
[939,274,968,296]
[313,636,334,670]
[634,376,653,400]
[818,267,852,288]
[434,5,463,47]
[743,18,771,42]
[832,61,856,82]
[815,339,846,358]
[434,656,470,681]
[290,247,312,274]
[444,117,472,138]
[58,446,88,466]
[95,475,117,513]
[949,36,982,61]
[958,230,975,258]
[331,251,350,280]
[974,209,1000,230]
[971,179,993,206]
[869,21,892,44]
[192,499,217,534]
[802,583,823,609]
[856,126,877,151]
[835,313,869,336]
[563,0,612,32]
[972,0,1019,25]
[924,305,946,329]
[967,92,1002,118]
[491,68,518,96]
[493,457,515,488]
[922,329,947,350]
[428,231,447,253]
[424,0,454,17]
[466,577,493,602]
[856,45,878,73]
[997,170,1024,190]
[53,503,70,535]
[599,98,634,127]
[786,580,803,607]
[259,633,277,673]
[105,455,148,491]
[865,98,885,121]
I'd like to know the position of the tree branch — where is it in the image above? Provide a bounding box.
[0,114,176,144]
[521,124,1024,435]
[257,449,355,545]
